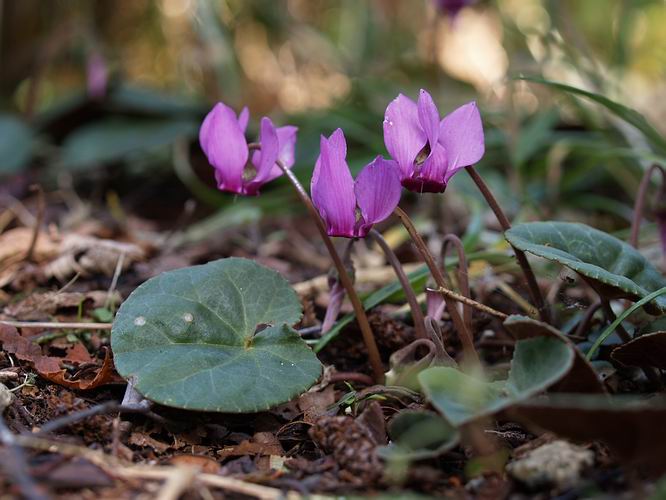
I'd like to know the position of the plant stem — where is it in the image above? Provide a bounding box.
[599,299,631,344]
[630,164,666,248]
[274,159,384,383]
[393,206,480,367]
[369,229,426,339]
[441,234,472,333]
[465,166,550,323]
[427,286,508,320]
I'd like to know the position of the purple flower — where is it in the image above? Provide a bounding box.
[383,89,484,193]
[199,102,298,196]
[87,52,108,99]
[311,129,402,238]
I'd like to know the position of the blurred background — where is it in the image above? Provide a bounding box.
[1,0,665,240]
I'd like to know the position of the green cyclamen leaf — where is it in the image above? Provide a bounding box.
[418,337,574,427]
[111,257,322,412]
[505,221,666,313]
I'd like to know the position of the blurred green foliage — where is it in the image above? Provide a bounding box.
[1,0,665,238]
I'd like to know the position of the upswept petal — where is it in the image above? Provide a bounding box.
[250,117,280,184]
[199,102,248,193]
[416,142,449,193]
[417,89,440,149]
[439,101,484,182]
[354,156,402,236]
[238,107,250,133]
[311,129,357,237]
[249,124,299,187]
[383,94,427,179]
[276,125,298,169]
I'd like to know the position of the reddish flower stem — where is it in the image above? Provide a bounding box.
[465,166,550,324]
[270,157,384,383]
[629,164,666,248]
[369,229,427,339]
[393,206,481,367]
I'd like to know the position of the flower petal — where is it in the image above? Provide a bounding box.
[417,89,440,149]
[249,124,298,187]
[311,129,357,238]
[354,156,402,236]
[199,102,248,194]
[383,94,427,179]
[276,125,298,169]
[238,107,250,133]
[415,142,448,193]
[439,101,485,182]
[253,118,280,180]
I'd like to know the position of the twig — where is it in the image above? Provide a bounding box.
[328,371,374,386]
[427,287,508,320]
[264,149,383,383]
[105,250,125,310]
[630,164,665,248]
[0,320,112,330]
[24,185,45,263]
[394,207,480,366]
[571,300,602,339]
[369,229,426,339]
[36,401,166,435]
[0,415,50,500]
[465,166,550,323]
[440,234,472,333]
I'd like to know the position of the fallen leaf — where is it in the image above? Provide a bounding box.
[508,394,666,475]
[129,432,171,453]
[611,331,666,369]
[169,455,220,473]
[0,324,118,390]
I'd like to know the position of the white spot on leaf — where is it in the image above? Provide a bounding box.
[182,312,194,323]
[134,316,146,326]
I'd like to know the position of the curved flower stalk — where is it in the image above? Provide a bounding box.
[199,102,297,196]
[383,89,484,193]
[312,129,402,237]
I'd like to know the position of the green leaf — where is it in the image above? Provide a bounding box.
[0,114,33,175]
[60,118,197,170]
[111,258,322,412]
[517,76,666,155]
[378,410,459,462]
[505,221,666,313]
[418,337,574,426]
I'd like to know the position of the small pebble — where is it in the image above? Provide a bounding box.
[0,383,15,413]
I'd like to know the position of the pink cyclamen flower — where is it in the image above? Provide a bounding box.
[86,52,108,99]
[383,89,484,193]
[199,102,297,196]
[311,129,402,238]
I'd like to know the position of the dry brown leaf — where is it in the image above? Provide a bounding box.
[0,324,118,390]
[3,290,119,321]
[129,432,171,453]
[169,455,220,474]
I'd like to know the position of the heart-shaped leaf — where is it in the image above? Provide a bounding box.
[378,410,459,462]
[503,315,606,394]
[111,258,322,412]
[418,337,574,426]
[505,221,666,313]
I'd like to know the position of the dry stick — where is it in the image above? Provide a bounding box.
[465,166,550,323]
[369,229,427,339]
[571,300,602,339]
[0,416,49,500]
[629,164,666,248]
[393,207,480,366]
[428,286,508,320]
[0,320,112,330]
[24,185,45,263]
[441,234,472,332]
[265,153,384,383]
